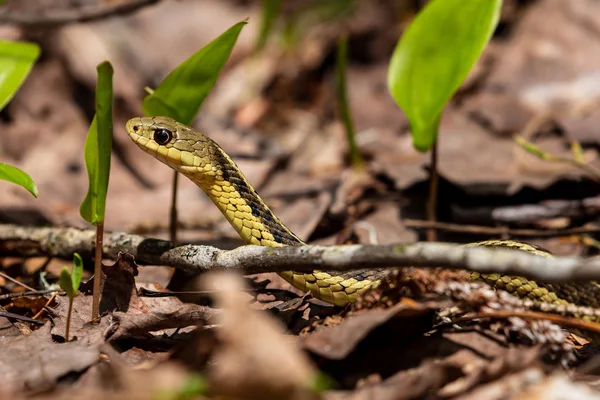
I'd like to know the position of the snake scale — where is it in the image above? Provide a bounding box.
[126,116,600,315]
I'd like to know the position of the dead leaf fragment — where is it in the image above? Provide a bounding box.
[301,300,438,360]
[198,272,320,400]
[0,324,100,392]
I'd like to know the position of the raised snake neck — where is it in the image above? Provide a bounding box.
[125,116,600,312]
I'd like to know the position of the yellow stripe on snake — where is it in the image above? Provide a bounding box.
[126,116,600,311]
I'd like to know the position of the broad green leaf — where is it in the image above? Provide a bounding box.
[0,40,40,111]
[142,20,247,124]
[80,61,113,225]
[0,163,38,197]
[71,253,83,293]
[388,0,502,151]
[59,267,76,298]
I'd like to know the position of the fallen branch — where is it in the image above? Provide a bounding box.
[0,0,161,27]
[1,224,600,284]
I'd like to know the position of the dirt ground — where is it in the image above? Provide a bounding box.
[2,0,600,398]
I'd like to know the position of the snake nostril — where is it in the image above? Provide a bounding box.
[133,125,139,132]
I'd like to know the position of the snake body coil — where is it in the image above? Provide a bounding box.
[126,116,599,310]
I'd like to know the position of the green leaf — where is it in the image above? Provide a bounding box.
[142,19,247,125]
[80,61,113,225]
[0,163,38,197]
[71,253,83,293]
[59,253,84,298]
[0,40,40,111]
[59,267,76,298]
[388,0,502,151]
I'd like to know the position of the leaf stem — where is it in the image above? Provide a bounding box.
[65,296,73,341]
[336,35,363,169]
[170,170,179,243]
[91,222,103,320]
[427,140,439,242]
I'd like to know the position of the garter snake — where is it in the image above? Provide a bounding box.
[126,116,600,311]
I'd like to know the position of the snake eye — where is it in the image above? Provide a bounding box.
[153,128,173,145]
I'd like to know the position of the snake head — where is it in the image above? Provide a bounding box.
[126,116,221,177]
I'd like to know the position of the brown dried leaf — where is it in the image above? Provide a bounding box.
[109,303,218,342]
[98,252,148,315]
[198,273,319,400]
[301,300,440,360]
[0,324,100,392]
[325,361,457,400]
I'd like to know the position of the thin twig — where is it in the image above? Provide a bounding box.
[453,196,600,225]
[32,291,58,320]
[0,0,161,27]
[404,219,600,237]
[0,271,35,291]
[448,310,600,335]
[0,289,62,301]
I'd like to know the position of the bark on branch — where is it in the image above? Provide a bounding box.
[0,224,599,284]
[0,0,161,27]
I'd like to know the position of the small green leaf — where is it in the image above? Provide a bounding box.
[0,163,38,197]
[59,267,76,298]
[71,253,83,293]
[142,19,247,125]
[80,61,113,225]
[388,0,502,151]
[0,40,40,112]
